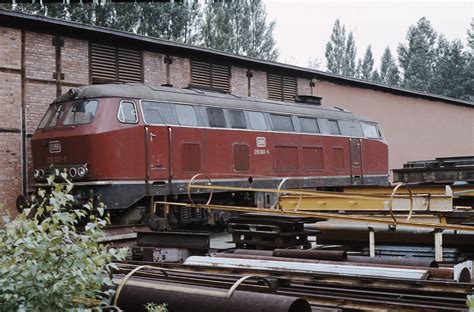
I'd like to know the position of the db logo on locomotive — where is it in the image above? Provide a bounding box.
[49,141,61,154]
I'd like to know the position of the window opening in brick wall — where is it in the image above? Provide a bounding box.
[191,60,230,92]
[267,73,297,102]
[90,43,143,83]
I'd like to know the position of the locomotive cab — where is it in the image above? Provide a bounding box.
[30,93,151,223]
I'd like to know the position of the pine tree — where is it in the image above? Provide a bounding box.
[325,19,346,75]
[371,70,381,83]
[200,2,234,52]
[380,46,400,86]
[398,17,437,91]
[360,45,374,80]
[200,0,278,61]
[246,0,279,61]
[355,59,362,79]
[342,32,357,77]
[386,64,400,86]
[430,36,467,98]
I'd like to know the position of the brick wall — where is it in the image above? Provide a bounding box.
[62,37,89,85]
[231,66,248,96]
[249,70,267,99]
[297,78,313,96]
[25,32,55,81]
[0,27,21,70]
[0,133,21,214]
[170,56,190,88]
[0,27,21,214]
[143,51,165,86]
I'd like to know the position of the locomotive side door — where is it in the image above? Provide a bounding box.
[349,138,362,185]
[145,126,171,182]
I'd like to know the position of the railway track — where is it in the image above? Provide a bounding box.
[113,261,473,311]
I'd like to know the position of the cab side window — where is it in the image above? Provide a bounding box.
[117,101,138,123]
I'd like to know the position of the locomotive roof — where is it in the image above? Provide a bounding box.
[57,83,374,122]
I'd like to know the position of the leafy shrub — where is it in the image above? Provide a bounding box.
[144,303,168,312]
[467,294,474,309]
[0,174,127,311]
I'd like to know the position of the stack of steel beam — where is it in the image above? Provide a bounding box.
[228,214,320,250]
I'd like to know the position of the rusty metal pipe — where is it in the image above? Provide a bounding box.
[114,279,311,312]
[347,256,438,268]
[215,254,464,281]
[273,249,347,261]
[233,249,274,256]
[230,251,436,268]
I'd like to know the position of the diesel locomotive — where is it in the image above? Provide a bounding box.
[29,83,388,225]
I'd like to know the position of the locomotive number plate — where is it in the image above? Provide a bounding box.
[49,141,61,154]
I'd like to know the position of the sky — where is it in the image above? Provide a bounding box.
[263,0,473,69]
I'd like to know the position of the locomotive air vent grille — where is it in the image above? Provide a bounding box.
[90,43,143,84]
[191,60,230,92]
[267,73,297,102]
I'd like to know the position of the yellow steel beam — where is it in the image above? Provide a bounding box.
[279,193,453,212]
[343,185,474,197]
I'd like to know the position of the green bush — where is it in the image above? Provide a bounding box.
[0,174,127,311]
[145,303,168,312]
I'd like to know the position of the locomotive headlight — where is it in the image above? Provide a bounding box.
[33,169,40,179]
[77,166,87,178]
[38,169,45,179]
[69,167,77,178]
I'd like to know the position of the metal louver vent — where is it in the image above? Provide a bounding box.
[90,43,142,84]
[267,73,297,102]
[191,61,230,92]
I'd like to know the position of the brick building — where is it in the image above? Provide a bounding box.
[0,9,473,211]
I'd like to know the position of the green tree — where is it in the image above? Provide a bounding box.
[200,0,278,60]
[379,46,400,85]
[246,0,279,61]
[360,45,374,80]
[342,32,357,76]
[0,174,127,311]
[200,2,234,52]
[371,69,381,83]
[430,36,468,99]
[325,19,346,75]
[398,17,437,91]
[325,19,359,78]
[386,64,401,86]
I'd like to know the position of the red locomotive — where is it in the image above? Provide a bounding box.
[30,84,388,225]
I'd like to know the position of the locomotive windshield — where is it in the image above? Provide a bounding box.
[63,100,98,125]
[38,99,98,128]
[38,103,65,129]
